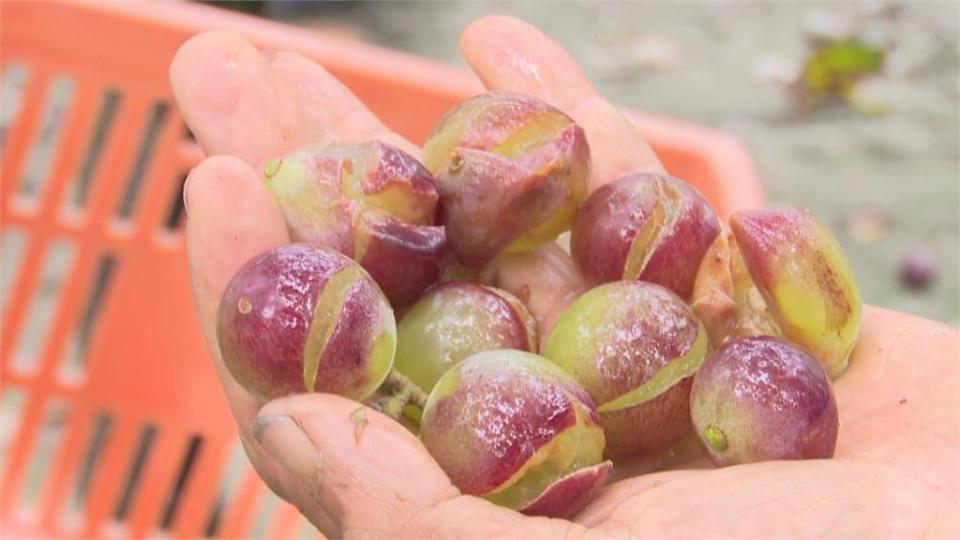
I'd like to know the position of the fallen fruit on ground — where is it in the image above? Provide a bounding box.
[217,244,395,401]
[419,350,611,518]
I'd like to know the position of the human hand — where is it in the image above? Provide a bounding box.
[170,16,960,538]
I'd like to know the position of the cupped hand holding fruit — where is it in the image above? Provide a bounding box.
[171,16,959,539]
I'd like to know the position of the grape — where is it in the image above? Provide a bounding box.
[419,350,611,518]
[692,206,861,378]
[217,244,395,401]
[421,92,590,268]
[689,336,839,466]
[571,173,720,299]
[263,140,445,307]
[543,281,709,456]
[394,282,537,399]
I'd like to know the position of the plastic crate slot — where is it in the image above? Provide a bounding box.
[66,89,123,212]
[63,412,113,523]
[11,239,76,374]
[0,62,32,147]
[114,101,169,221]
[113,424,157,521]
[1,227,28,315]
[202,441,247,538]
[159,434,203,530]
[161,171,188,233]
[19,399,69,508]
[0,387,27,476]
[17,75,76,203]
[247,490,281,540]
[59,253,118,381]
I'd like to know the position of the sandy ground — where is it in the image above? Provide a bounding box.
[270,0,959,324]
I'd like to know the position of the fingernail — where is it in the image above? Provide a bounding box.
[182,171,193,215]
[252,415,324,479]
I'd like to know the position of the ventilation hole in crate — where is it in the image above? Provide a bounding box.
[115,101,168,220]
[12,239,76,373]
[161,172,188,233]
[62,412,113,522]
[18,75,76,201]
[248,490,281,540]
[0,62,31,146]
[113,424,157,521]
[1,227,28,314]
[20,399,70,506]
[202,442,247,538]
[159,435,204,530]
[60,254,118,381]
[0,386,27,474]
[66,89,122,211]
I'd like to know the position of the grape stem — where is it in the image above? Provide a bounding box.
[372,369,428,420]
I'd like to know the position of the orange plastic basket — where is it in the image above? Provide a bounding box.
[0,1,764,538]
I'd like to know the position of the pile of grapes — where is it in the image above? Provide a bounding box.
[216,92,861,518]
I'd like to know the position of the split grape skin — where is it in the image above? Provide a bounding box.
[394,281,538,402]
[571,173,720,300]
[220,89,860,518]
[419,350,612,518]
[543,281,709,457]
[422,92,590,268]
[692,206,862,379]
[217,244,396,401]
[689,336,839,466]
[263,140,446,308]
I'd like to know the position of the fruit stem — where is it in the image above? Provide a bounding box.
[373,369,428,419]
[385,368,429,408]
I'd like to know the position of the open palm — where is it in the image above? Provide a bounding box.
[170,16,959,539]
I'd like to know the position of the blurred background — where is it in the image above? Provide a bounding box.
[0,2,956,539]
[232,0,960,323]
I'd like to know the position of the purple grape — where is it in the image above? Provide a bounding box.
[690,336,839,466]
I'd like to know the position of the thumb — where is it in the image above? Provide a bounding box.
[250,394,528,538]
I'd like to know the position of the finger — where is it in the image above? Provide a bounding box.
[184,156,336,530]
[460,16,665,191]
[185,155,289,427]
[171,32,413,165]
[265,50,420,156]
[170,31,318,163]
[251,394,542,538]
